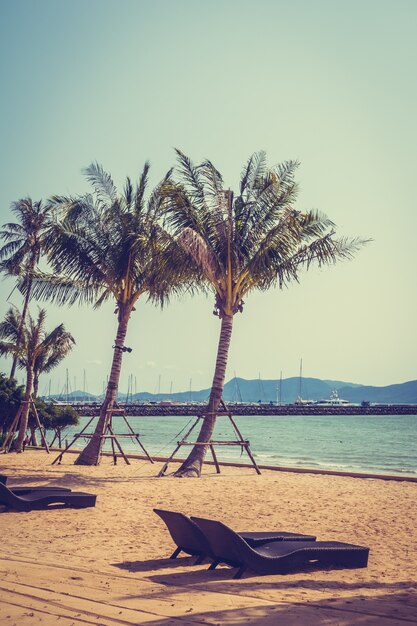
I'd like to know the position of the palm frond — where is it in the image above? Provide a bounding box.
[239,151,266,196]
[92,287,113,309]
[134,161,150,213]
[242,233,369,296]
[0,226,26,244]
[177,228,219,287]
[83,162,117,205]
[174,149,207,210]
[0,307,22,342]
[124,177,133,207]
[0,340,18,358]
[20,272,102,307]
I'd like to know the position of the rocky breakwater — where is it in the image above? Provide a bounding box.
[71,402,417,416]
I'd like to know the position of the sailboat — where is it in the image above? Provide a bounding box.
[294,359,315,405]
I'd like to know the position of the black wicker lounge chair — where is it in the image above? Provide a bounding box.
[0,474,71,498]
[191,516,369,578]
[0,481,96,511]
[154,509,316,564]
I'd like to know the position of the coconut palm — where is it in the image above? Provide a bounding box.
[163,150,367,477]
[28,162,187,465]
[0,198,51,378]
[0,307,74,452]
[32,334,75,399]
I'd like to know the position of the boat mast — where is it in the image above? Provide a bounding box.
[277,370,282,405]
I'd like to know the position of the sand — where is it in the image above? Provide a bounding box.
[0,450,416,625]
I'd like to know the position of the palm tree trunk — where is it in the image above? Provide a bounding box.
[74,307,130,465]
[14,366,34,452]
[174,313,234,477]
[10,265,34,379]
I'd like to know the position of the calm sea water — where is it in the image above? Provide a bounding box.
[55,413,417,477]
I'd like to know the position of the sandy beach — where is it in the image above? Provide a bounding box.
[0,450,416,625]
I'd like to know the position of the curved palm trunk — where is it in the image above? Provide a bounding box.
[14,366,34,452]
[74,308,130,466]
[174,314,234,478]
[10,265,34,379]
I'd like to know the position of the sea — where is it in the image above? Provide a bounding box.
[54,413,417,478]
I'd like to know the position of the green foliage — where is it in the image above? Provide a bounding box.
[0,373,24,430]
[0,306,74,381]
[27,162,186,312]
[30,398,79,430]
[0,198,51,278]
[163,150,368,318]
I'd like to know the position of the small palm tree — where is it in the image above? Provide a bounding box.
[0,307,74,452]
[163,150,367,477]
[0,199,51,378]
[29,163,186,465]
[32,335,75,399]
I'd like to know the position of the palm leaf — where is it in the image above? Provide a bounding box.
[177,228,219,288]
[83,162,117,205]
[134,161,150,213]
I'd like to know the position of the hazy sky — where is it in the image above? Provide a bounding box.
[1,0,416,395]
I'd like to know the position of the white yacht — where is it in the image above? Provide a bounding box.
[315,390,352,406]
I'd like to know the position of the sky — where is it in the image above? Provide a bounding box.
[0,0,416,396]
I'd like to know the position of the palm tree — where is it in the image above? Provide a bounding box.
[163,150,367,477]
[0,199,51,378]
[28,162,186,465]
[32,333,75,399]
[28,321,76,445]
[0,307,74,452]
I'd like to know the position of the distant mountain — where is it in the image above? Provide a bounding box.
[44,378,417,405]
[127,377,417,405]
[337,381,417,404]
[322,379,364,390]
[46,390,97,401]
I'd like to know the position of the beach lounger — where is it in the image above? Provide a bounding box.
[191,516,369,578]
[0,474,72,497]
[153,508,316,564]
[0,481,96,511]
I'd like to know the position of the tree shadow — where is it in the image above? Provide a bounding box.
[111,553,417,595]
[113,556,204,572]
[116,591,417,625]
[145,565,417,594]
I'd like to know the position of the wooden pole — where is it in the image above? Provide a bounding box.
[157,416,201,477]
[121,415,153,463]
[52,415,95,465]
[107,422,130,465]
[210,444,221,473]
[29,397,50,453]
[1,403,24,453]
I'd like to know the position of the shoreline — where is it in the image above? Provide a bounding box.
[33,445,417,483]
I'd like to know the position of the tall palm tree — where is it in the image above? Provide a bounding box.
[28,162,187,465]
[0,199,51,378]
[163,150,367,477]
[0,307,74,452]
